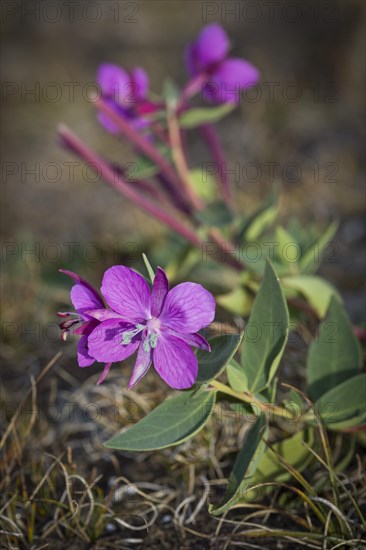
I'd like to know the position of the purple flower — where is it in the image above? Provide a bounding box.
[58,270,112,384]
[97,63,151,134]
[86,266,215,389]
[185,23,259,104]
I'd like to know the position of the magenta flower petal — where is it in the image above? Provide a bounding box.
[70,284,104,315]
[190,23,229,73]
[77,335,95,367]
[151,267,169,318]
[97,362,112,385]
[86,309,125,322]
[59,269,103,309]
[88,319,139,362]
[97,63,130,102]
[205,58,260,104]
[130,67,149,101]
[160,282,215,333]
[153,334,198,389]
[98,108,120,134]
[101,266,151,322]
[128,344,152,389]
[163,328,211,351]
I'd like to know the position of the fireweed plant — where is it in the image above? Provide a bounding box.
[58,24,366,516]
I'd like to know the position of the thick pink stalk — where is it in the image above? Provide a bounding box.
[178,75,231,204]
[58,125,203,248]
[96,98,189,210]
[167,106,205,212]
[178,73,208,110]
[200,123,231,204]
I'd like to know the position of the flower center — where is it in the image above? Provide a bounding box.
[146,317,160,332]
[142,317,161,352]
[121,324,144,345]
[121,318,161,351]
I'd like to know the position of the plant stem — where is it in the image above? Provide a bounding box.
[208,228,245,270]
[58,125,203,248]
[178,73,208,110]
[96,98,189,210]
[209,380,298,421]
[200,123,231,204]
[167,104,205,211]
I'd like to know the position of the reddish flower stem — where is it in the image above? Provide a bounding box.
[178,73,208,110]
[58,125,203,248]
[200,123,231,204]
[208,228,245,271]
[96,98,190,211]
[167,106,205,211]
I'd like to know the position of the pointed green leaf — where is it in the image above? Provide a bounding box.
[163,78,180,107]
[241,261,289,394]
[179,104,234,129]
[196,333,243,384]
[307,297,362,400]
[300,222,338,274]
[227,359,249,393]
[217,286,253,316]
[313,374,366,430]
[209,415,268,515]
[282,275,341,318]
[142,253,155,283]
[189,262,241,295]
[104,390,216,451]
[245,430,314,500]
[237,188,278,242]
[195,200,234,227]
[275,226,300,270]
[245,206,278,242]
[132,145,172,180]
[188,169,216,200]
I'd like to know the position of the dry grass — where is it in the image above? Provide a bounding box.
[1,348,365,549]
[1,249,365,549]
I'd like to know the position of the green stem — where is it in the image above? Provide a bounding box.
[209,380,297,421]
[166,104,205,211]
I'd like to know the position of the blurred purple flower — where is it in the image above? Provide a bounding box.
[58,269,111,384]
[87,266,215,389]
[185,23,259,104]
[97,63,153,133]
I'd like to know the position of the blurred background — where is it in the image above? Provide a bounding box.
[1,0,365,546]
[2,0,365,360]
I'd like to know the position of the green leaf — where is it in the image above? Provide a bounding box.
[275,226,300,270]
[164,245,200,281]
[300,222,338,274]
[188,262,241,295]
[188,168,216,200]
[237,188,278,242]
[228,400,257,417]
[209,415,268,515]
[282,275,341,318]
[196,333,243,384]
[216,286,253,316]
[104,390,217,451]
[307,297,362,400]
[142,253,155,283]
[227,359,249,393]
[179,104,234,129]
[245,206,278,241]
[195,200,234,227]
[241,261,289,394]
[313,374,366,430]
[246,430,314,500]
[132,145,172,180]
[163,78,180,107]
